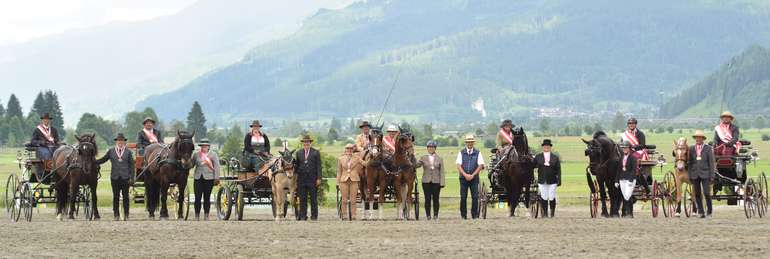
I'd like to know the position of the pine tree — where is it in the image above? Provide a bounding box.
[330,117,342,131]
[5,94,23,120]
[29,92,45,118]
[0,101,5,118]
[45,91,65,134]
[328,128,339,142]
[186,101,207,141]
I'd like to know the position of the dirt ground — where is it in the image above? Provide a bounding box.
[2,205,769,258]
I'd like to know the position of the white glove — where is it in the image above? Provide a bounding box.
[614,182,619,188]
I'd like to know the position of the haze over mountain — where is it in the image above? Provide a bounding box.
[0,0,355,125]
[139,0,770,123]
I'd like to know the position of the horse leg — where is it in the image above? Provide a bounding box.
[405,176,414,220]
[56,181,66,221]
[608,180,621,217]
[67,179,77,220]
[675,174,683,215]
[394,176,403,220]
[378,175,386,220]
[91,183,100,220]
[598,179,609,218]
[159,181,169,219]
[176,180,186,220]
[146,180,156,219]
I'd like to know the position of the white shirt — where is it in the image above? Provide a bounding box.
[543,152,551,166]
[455,148,485,166]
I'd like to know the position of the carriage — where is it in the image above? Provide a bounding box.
[334,172,420,220]
[477,148,540,219]
[5,144,93,222]
[127,143,191,220]
[215,157,296,220]
[667,140,767,218]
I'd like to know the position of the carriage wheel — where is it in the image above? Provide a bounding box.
[478,182,488,219]
[21,184,33,222]
[744,181,757,219]
[662,172,676,218]
[589,180,599,218]
[413,180,420,221]
[651,181,660,218]
[5,174,19,221]
[759,173,769,217]
[80,186,93,221]
[235,189,245,221]
[683,184,694,218]
[215,186,232,220]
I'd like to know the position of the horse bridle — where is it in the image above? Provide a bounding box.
[586,141,616,173]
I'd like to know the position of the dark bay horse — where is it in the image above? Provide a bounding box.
[364,128,386,220]
[52,134,100,221]
[144,130,195,220]
[499,127,535,217]
[582,131,621,217]
[392,130,416,220]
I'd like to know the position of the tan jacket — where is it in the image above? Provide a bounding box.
[416,154,445,186]
[337,153,365,184]
[354,133,369,152]
[495,130,513,149]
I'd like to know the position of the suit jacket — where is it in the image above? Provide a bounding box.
[243,132,271,155]
[354,133,369,152]
[336,153,364,184]
[96,147,135,180]
[136,128,163,149]
[714,123,740,146]
[31,126,60,147]
[416,154,445,186]
[191,150,221,180]
[295,147,322,186]
[617,154,638,182]
[534,152,561,185]
[688,144,716,180]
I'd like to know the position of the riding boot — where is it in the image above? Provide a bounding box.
[548,200,556,218]
[204,213,209,221]
[194,212,200,221]
[540,200,548,218]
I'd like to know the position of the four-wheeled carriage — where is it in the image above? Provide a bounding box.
[5,145,93,222]
[216,158,296,220]
[479,149,539,219]
[335,173,420,220]
[709,140,767,218]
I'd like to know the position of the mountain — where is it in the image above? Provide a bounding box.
[0,0,355,124]
[660,45,770,118]
[137,0,770,123]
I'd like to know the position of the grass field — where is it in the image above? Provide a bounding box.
[2,129,770,209]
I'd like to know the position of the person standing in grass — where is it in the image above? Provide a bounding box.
[96,133,134,221]
[456,135,484,220]
[534,139,560,218]
[191,138,220,221]
[416,140,445,220]
[337,144,365,220]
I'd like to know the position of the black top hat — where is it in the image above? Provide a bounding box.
[114,133,127,141]
[541,139,553,147]
[250,120,263,128]
[359,121,371,128]
[142,117,156,124]
[40,113,53,120]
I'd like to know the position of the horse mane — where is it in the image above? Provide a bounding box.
[593,131,607,139]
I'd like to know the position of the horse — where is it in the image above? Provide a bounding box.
[498,127,535,217]
[672,137,692,216]
[582,131,622,217]
[364,128,387,220]
[52,133,100,221]
[144,130,195,220]
[268,143,297,221]
[392,129,417,220]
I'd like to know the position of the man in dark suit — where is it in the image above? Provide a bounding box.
[534,139,561,218]
[616,141,638,218]
[688,130,716,218]
[96,133,135,221]
[136,117,163,155]
[294,134,322,220]
[30,113,60,178]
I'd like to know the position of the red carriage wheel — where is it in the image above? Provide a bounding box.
[651,180,659,218]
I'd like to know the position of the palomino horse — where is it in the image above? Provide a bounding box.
[144,130,195,220]
[583,131,622,217]
[52,134,100,221]
[499,127,535,217]
[672,137,692,216]
[393,130,417,220]
[363,128,386,220]
[268,143,297,221]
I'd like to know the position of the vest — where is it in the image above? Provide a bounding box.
[460,148,480,179]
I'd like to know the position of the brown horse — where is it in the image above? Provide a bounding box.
[672,137,692,216]
[582,131,622,217]
[393,130,416,220]
[498,127,535,217]
[268,144,297,221]
[52,133,100,221]
[144,130,195,220]
[364,128,386,220]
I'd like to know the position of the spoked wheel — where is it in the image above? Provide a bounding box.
[215,186,233,220]
[651,180,660,218]
[683,184,694,218]
[79,186,93,221]
[744,181,758,219]
[235,189,244,221]
[662,172,676,218]
[478,182,488,219]
[589,180,600,218]
[21,184,33,222]
[759,173,768,217]
[6,174,20,221]
[170,184,190,221]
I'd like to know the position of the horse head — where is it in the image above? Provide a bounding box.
[673,137,688,172]
[74,133,98,174]
[583,133,615,174]
[278,143,296,178]
[368,127,383,156]
[174,130,196,167]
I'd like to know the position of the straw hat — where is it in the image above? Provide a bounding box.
[386,125,399,132]
[300,135,313,143]
[692,130,707,139]
[720,111,734,119]
[464,134,476,142]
